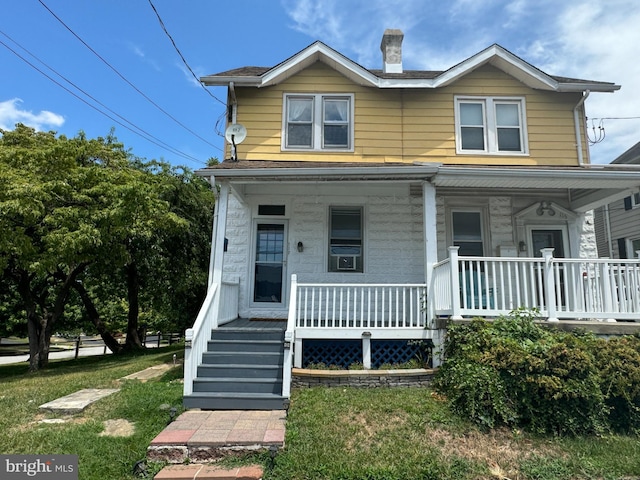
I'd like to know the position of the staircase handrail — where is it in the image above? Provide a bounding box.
[184,283,218,396]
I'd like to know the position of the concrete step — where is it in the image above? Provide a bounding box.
[192,377,283,394]
[201,351,283,366]
[183,392,287,410]
[206,339,282,353]
[196,364,283,379]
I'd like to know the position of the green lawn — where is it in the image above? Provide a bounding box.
[1,351,639,480]
[0,347,185,480]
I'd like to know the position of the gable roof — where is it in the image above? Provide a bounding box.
[612,141,640,164]
[201,41,619,93]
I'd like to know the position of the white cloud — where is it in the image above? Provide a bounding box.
[128,43,161,71]
[281,0,640,164]
[0,98,65,131]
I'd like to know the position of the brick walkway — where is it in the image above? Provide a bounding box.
[149,410,286,479]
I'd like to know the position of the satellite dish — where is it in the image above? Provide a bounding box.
[225,123,247,144]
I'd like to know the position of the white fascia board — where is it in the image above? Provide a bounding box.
[195,164,441,181]
[556,82,620,93]
[261,42,379,88]
[434,45,557,90]
[200,75,262,87]
[432,165,640,189]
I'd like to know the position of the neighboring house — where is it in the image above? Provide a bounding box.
[594,141,640,259]
[183,30,640,409]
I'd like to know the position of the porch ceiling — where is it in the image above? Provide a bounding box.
[431,166,640,212]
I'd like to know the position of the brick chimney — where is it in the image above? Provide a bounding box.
[380,29,404,74]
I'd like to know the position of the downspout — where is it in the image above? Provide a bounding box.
[573,90,590,166]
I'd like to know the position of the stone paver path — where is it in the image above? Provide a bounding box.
[39,388,120,414]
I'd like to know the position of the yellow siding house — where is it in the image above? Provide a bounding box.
[183,30,640,410]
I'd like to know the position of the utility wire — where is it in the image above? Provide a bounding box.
[0,35,203,165]
[37,0,223,152]
[146,0,226,107]
[0,30,203,164]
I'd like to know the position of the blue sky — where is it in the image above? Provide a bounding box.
[1,0,639,168]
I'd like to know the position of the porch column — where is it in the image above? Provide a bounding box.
[207,176,218,289]
[542,248,559,322]
[449,246,462,320]
[600,261,617,322]
[423,181,437,325]
[211,182,229,289]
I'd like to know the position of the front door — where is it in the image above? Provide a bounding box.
[252,222,287,304]
[530,228,567,258]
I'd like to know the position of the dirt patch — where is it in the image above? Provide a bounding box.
[99,418,135,437]
[427,426,563,478]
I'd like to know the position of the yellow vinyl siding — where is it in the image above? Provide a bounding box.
[231,62,583,166]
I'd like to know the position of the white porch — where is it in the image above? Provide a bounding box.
[185,247,640,400]
[184,163,640,405]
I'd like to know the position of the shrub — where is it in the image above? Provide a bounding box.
[433,309,623,435]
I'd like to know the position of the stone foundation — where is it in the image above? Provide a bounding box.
[292,368,435,388]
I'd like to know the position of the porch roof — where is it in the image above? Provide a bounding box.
[196,162,640,212]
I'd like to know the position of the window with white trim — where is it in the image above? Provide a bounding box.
[455,96,528,154]
[632,192,640,208]
[283,94,353,151]
[452,210,485,256]
[328,207,363,272]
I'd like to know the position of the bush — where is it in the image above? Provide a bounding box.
[433,309,638,435]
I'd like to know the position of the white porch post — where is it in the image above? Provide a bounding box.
[449,246,462,320]
[542,248,559,322]
[207,176,218,289]
[210,182,229,329]
[423,181,437,325]
[600,261,617,322]
[362,334,372,369]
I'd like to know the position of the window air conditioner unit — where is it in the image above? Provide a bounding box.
[337,255,356,270]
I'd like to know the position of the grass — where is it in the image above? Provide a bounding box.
[266,388,640,480]
[1,352,639,479]
[0,346,185,480]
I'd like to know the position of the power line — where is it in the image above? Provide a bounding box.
[0,30,203,165]
[37,0,223,152]
[0,34,203,165]
[146,0,226,107]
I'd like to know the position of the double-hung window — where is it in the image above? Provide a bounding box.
[328,207,363,272]
[455,96,527,155]
[452,210,485,256]
[283,94,353,151]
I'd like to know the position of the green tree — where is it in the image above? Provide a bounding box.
[0,125,214,369]
[0,125,129,370]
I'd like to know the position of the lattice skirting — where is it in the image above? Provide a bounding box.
[302,339,432,368]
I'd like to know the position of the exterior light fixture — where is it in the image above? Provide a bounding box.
[297,241,304,252]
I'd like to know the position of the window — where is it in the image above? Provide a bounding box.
[633,192,640,208]
[328,207,363,272]
[629,238,640,258]
[452,211,484,256]
[283,94,353,151]
[455,96,527,154]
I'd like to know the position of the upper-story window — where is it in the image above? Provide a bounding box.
[455,96,528,155]
[283,94,354,151]
[632,192,640,208]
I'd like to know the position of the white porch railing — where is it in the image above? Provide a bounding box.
[433,246,640,321]
[293,280,428,329]
[183,280,239,397]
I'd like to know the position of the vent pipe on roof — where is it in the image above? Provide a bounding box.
[380,29,404,74]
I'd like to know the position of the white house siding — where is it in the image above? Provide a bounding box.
[220,185,600,319]
[223,183,426,319]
